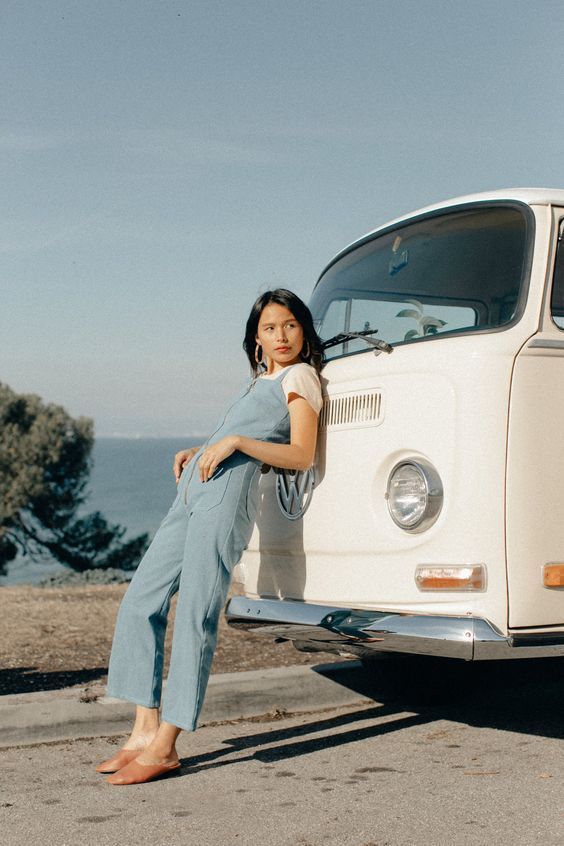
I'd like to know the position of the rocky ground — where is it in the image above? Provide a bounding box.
[0,583,341,696]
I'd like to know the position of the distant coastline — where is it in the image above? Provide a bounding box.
[0,436,202,587]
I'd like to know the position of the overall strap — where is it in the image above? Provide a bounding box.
[260,363,300,381]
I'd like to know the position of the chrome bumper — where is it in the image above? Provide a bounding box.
[225,596,564,661]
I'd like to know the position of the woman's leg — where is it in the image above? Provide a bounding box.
[121,704,160,749]
[107,512,232,784]
[157,470,255,733]
[105,488,190,717]
[159,508,234,732]
[105,477,257,782]
[99,491,192,773]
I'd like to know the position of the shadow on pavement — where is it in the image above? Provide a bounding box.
[312,655,564,740]
[179,655,564,775]
[0,666,107,695]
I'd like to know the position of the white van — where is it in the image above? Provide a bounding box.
[225,188,564,661]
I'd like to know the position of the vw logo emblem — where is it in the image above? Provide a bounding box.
[275,467,315,521]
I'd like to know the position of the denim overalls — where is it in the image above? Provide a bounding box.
[106,365,296,731]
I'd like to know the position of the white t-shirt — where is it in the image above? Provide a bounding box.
[258,362,323,414]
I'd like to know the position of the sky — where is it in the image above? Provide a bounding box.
[2,0,564,437]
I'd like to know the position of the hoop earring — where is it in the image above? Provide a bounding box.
[255,343,264,365]
[301,341,311,359]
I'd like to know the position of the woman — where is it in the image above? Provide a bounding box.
[98,288,324,785]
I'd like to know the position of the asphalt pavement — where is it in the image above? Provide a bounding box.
[1,655,563,845]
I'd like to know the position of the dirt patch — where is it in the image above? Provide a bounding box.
[0,583,343,695]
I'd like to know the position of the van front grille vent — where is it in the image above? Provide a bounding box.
[319,390,384,429]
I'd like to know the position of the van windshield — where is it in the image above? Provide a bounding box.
[309,205,532,360]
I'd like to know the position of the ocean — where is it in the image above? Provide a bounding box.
[0,437,201,586]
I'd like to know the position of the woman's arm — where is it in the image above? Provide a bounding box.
[237,393,319,471]
[197,394,319,482]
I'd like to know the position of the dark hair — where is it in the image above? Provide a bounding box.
[243,288,324,377]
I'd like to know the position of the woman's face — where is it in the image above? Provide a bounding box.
[255,303,305,371]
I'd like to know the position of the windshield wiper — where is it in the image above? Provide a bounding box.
[322,328,393,355]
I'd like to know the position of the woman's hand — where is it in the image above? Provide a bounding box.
[173,446,202,484]
[197,435,238,482]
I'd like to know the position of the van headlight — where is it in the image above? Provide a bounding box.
[386,459,443,532]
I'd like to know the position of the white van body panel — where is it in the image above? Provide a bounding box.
[506,206,564,628]
[238,205,551,636]
[228,196,564,656]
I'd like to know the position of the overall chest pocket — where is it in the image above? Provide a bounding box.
[188,467,232,512]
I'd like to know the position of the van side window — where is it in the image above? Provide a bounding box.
[550,222,564,330]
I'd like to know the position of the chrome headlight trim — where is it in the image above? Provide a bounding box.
[386,458,443,533]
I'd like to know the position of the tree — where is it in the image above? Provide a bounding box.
[0,382,149,576]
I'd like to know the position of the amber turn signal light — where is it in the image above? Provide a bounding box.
[415,564,486,591]
[543,564,564,588]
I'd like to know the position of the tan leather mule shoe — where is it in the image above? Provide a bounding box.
[95,749,142,773]
[106,757,181,785]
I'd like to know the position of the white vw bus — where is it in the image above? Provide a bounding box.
[226,188,564,662]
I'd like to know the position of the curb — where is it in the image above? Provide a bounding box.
[0,660,371,748]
